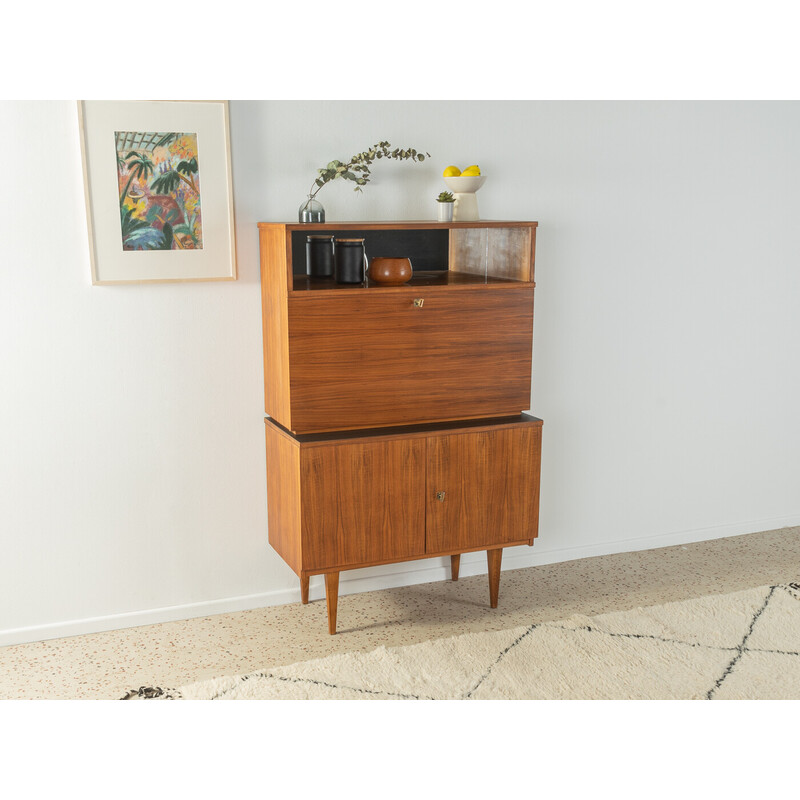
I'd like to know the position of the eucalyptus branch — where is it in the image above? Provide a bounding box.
[305,141,430,202]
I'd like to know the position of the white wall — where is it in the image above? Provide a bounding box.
[2,100,799,645]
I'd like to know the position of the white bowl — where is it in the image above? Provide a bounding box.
[443,175,486,194]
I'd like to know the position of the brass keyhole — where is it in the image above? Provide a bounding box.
[413,298,425,308]
[436,491,446,502]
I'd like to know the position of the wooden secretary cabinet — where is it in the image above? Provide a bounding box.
[259,221,542,633]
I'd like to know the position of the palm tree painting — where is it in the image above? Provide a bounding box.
[115,131,203,251]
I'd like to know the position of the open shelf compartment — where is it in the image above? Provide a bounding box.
[256,221,537,292]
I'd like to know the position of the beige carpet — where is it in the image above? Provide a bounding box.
[123,580,800,700]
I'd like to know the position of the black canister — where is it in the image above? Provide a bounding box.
[334,238,367,284]
[306,235,335,278]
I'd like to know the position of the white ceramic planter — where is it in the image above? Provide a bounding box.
[443,175,486,221]
[437,202,454,222]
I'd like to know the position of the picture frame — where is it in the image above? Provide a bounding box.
[78,100,237,285]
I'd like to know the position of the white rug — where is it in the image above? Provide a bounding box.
[122,582,800,700]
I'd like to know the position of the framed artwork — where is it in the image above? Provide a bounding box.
[78,100,237,284]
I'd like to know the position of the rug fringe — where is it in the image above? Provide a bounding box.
[120,685,179,700]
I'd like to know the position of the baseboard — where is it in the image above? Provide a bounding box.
[2,513,798,647]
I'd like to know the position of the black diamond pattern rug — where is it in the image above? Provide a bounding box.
[122,582,800,700]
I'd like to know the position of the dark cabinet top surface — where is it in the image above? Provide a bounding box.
[292,270,528,293]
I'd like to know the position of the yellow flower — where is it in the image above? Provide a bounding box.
[170,134,198,161]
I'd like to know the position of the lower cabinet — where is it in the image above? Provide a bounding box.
[265,414,542,633]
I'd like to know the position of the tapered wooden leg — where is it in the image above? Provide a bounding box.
[325,572,340,635]
[487,548,502,608]
[300,575,309,605]
[451,554,461,581]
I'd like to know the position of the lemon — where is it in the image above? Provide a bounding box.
[461,165,481,176]
[443,165,461,177]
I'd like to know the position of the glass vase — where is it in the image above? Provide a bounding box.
[299,196,325,223]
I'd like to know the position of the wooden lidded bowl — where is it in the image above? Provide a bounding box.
[368,257,413,285]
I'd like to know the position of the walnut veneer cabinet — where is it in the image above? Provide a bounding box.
[259,221,542,633]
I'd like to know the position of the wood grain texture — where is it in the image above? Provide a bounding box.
[265,414,541,577]
[296,539,533,576]
[449,226,534,282]
[300,574,309,604]
[488,228,533,281]
[487,548,502,608]
[325,572,339,635]
[259,226,292,428]
[425,424,542,554]
[264,419,302,575]
[448,227,487,276]
[287,286,534,434]
[300,437,426,572]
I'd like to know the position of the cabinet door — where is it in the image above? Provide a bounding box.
[426,425,542,554]
[300,438,426,571]
[287,286,534,433]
